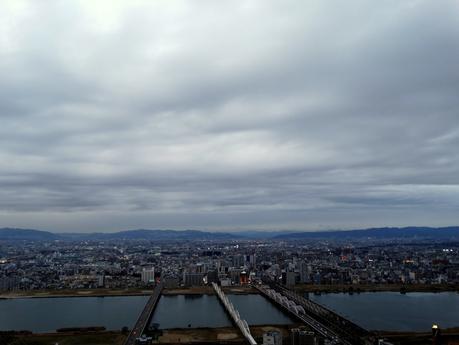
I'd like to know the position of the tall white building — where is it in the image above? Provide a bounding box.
[141,268,155,284]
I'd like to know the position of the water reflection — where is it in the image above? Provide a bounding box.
[310,292,459,331]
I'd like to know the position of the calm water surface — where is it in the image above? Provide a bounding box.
[150,294,293,329]
[3,292,456,333]
[228,294,295,325]
[309,292,459,331]
[0,296,148,333]
[150,295,231,329]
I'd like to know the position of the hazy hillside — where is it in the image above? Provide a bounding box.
[0,228,239,241]
[0,228,59,240]
[1,226,459,241]
[96,229,238,240]
[273,227,459,240]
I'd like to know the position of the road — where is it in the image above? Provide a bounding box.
[124,283,163,345]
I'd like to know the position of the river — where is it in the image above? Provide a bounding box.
[0,294,293,332]
[309,291,459,332]
[150,294,295,329]
[0,295,149,333]
[1,292,457,333]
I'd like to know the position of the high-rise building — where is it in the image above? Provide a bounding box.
[183,272,204,286]
[230,269,242,285]
[196,263,207,274]
[141,268,155,284]
[233,255,244,268]
[299,261,310,283]
[97,274,105,288]
[286,271,296,287]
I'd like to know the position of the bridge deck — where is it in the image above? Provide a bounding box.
[212,283,257,345]
[255,284,344,344]
[255,283,372,345]
[124,283,163,345]
[277,285,370,342]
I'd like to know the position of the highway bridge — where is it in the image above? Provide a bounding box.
[255,283,373,345]
[124,283,163,345]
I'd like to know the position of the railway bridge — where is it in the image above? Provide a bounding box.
[255,282,373,345]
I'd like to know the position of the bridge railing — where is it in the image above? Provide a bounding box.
[123,283,163,345]
[212,283,257,345]
[262,281,371,345]
[278,285,369,337]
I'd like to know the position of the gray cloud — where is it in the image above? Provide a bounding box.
[0,0,458,232]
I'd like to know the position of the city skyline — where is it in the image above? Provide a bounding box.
[1,1,459,232]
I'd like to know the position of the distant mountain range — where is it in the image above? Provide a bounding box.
[272,226,459,240]
[0,226,458,241]
[0,228,60,241]
[0,228,237,241]
[85,229,237,240]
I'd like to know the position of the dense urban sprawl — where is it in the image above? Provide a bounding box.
[1,238,458,292]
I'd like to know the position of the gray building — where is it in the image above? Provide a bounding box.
[286,271,296,287]
[183,272,204,286]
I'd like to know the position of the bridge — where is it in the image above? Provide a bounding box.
[255,283,373,345]
[124,283,163,345]
[212,282,257,345]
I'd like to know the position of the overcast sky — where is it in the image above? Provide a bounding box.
[1,1,458,232]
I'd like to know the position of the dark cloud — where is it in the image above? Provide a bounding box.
[0,0,458,232]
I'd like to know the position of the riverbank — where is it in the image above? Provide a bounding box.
[158,324,300,344]
[378,327,459,345]
[1,283,456,299]
[163,286,257,295]
[0,286,257,299]
[294,283,459,294]
[5,326,458,345]
[0,288,152,299]
[0,324,300,345]
[0,330,127,345]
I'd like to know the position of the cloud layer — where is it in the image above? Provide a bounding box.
[1,0,459,232]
